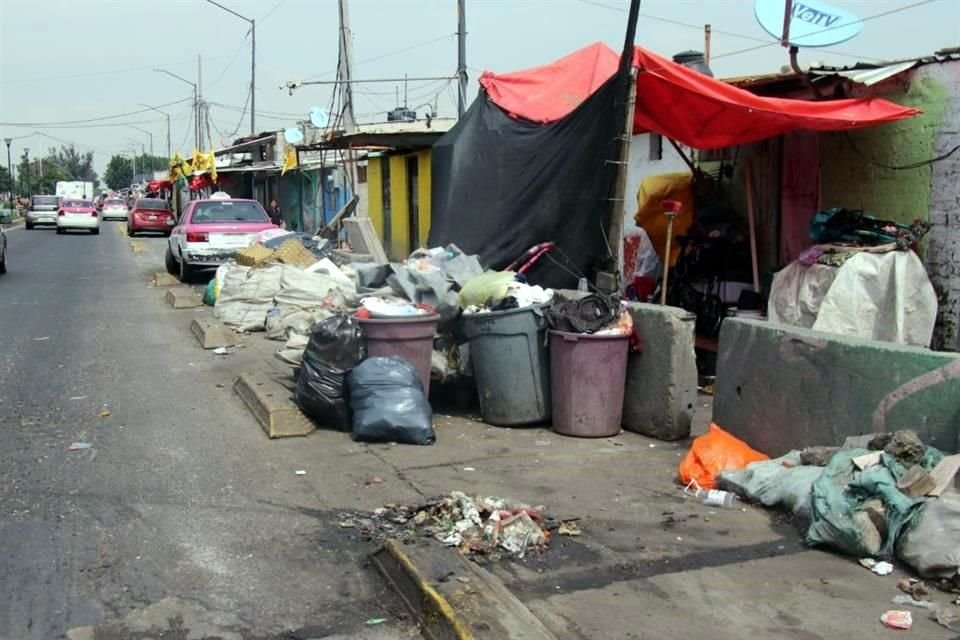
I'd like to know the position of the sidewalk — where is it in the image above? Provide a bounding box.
[133,240,950,639]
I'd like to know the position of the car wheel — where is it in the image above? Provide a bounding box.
[0,246,7,274]
[128,227,135,237]
[25,222,33,230]
[178,252,192,283]
[56,228,64,235]
[91,228,100,235]
[165,247,179,276]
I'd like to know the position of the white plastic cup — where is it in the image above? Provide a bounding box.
[703,489,737,508]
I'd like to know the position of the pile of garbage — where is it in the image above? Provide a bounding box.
[338,491,573,560]
[692,428,960,590]
[459,271,554,315]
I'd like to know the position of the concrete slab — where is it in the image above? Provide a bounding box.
[164,287,202,309]
[714,318,960,455]
[623,302,698,441]
[370,539,557,640]
[233,372,315,438]
[190,317,237,350]
[153,272,180,287]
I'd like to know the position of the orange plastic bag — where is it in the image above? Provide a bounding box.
[678,423,769,490]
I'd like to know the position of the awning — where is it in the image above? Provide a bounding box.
[478,43,921,150]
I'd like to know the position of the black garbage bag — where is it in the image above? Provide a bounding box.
[348,357,435,445]
[545,294,618,334]
[294,316,365,431]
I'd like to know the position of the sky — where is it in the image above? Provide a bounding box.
[1,0,957,176]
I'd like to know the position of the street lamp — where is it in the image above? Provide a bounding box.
[128,126,154,158]
[154,68,199,149]
[204,0,255,135]
[139,104,171,159]
[3,138,12,198]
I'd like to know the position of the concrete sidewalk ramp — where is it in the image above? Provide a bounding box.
[371,539,557,640]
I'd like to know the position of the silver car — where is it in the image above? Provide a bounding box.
[26,195,60,229]
[101,198,129,221]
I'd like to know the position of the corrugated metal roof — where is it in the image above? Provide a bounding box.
[810,60,919,86]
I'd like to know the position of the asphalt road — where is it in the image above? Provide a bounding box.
[0,222,414,640]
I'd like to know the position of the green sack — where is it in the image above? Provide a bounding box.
[458,271,516,309]
[203,279,217,306]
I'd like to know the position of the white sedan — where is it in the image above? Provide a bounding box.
[56,199,100,235]
[101,198,129,221]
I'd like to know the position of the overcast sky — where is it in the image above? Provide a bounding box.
[1,0,957,175]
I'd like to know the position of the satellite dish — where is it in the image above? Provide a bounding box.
[755,0,863,48]
[309,106,329,128]
[283,128,304,145]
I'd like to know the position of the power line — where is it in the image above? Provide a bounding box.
[0,98,192,127]
[302,33,456,81]
[259,0,286,23]
[208,33,252,89]
[8,119,168,131]
[0,58,227,85]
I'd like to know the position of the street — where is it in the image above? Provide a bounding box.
[0,222,414,640]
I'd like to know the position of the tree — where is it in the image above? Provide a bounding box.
[103,154,133,190]
[16,145,101,195]
[53,145,97,183]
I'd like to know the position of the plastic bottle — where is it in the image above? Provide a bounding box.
[577,277,589,292]
[702,489,737,508]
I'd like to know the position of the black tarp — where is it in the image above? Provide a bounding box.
[428,76,623,289]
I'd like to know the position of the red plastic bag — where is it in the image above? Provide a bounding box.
[678,423,769,490]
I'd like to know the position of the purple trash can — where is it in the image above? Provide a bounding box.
[358,315,439,396]
[549,330,629,437]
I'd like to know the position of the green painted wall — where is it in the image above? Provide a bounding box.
[819,75,949,225]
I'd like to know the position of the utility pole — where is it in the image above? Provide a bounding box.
[154,68,198,150]
[3,138,12,196]
[457,0,467,117]
[198,54,204,149]
[602,0,641,291]
[24,148,30,198]
[338,0,357,133]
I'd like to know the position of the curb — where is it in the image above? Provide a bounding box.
[164,287,203,309]
[370,539,557,640]
[233,372,315,438]
[191,318,237,350]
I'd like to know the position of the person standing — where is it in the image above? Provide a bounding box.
[268,199,284,228]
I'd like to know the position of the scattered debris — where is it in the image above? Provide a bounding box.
[891,595,937,610]
[558,520,581,536]
[897,578,930,598]
[927,454,960,497]
[365,618,387,626]
[370,476,385,484]
[99,410,111,417]
[872,429,925,466]
[213,347,235,356]
[880,610,912,630]
[859,558,894,576]
[295,470,306,476]
[32,336,50,341]
[897,465,937,497]
[799,446,839,467]
[336,491,556,560]
[936,607,960,632]
[463,467,476,472]
[68,443,92,451]
[69,396,87,401]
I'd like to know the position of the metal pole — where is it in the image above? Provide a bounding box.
[704,24,712,65]
[251,19,256,135]
[166,113,171,159]
[198,54,204,149]
[781,0,793,47]
[24,148,30,198]
[457,0,467,117]
[4,139,12,197]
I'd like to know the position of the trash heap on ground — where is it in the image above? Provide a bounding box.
[338,491,577,561]
[206,230,636,445]
[678,423,960,629]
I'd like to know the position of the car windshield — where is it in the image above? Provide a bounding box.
[64,200,93,208]
[191,201,268,223]
[105,199,125,206]
[136,199,169,211]
[32,196,58,206]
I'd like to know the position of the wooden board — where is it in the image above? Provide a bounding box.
[343,217,388,264]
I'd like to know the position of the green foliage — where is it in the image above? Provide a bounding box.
[104,155,134,190]
[16,145,100,194]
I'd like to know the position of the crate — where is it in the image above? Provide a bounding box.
[236,244,275,267]
[273,239,316,269]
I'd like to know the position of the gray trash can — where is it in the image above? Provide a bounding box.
[462,306,551,426]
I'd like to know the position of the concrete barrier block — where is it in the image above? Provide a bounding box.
[370,539,557,640]
[622,303,698,441]
[714,319,960,456]
[190,318,237,350]
[233,373,315,438]
[164,288,202,309]
[153,272,179,287]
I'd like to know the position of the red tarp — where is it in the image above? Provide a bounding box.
[478,43,920,150]
[147,179,172,191]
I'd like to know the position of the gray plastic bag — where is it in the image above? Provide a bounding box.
[348,357,435,445]
[897,490,960,582]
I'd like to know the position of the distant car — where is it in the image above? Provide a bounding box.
[26,195,61,229]
[56,199,99,235]
[127,198,173,237]
[101,198,129,221]
[166,198,277,281]
[0,225,7,274]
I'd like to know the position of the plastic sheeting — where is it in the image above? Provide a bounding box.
[479,42,920,149]
[214,264,285,331]
[429,77,621,288]
[768,251,937,347]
